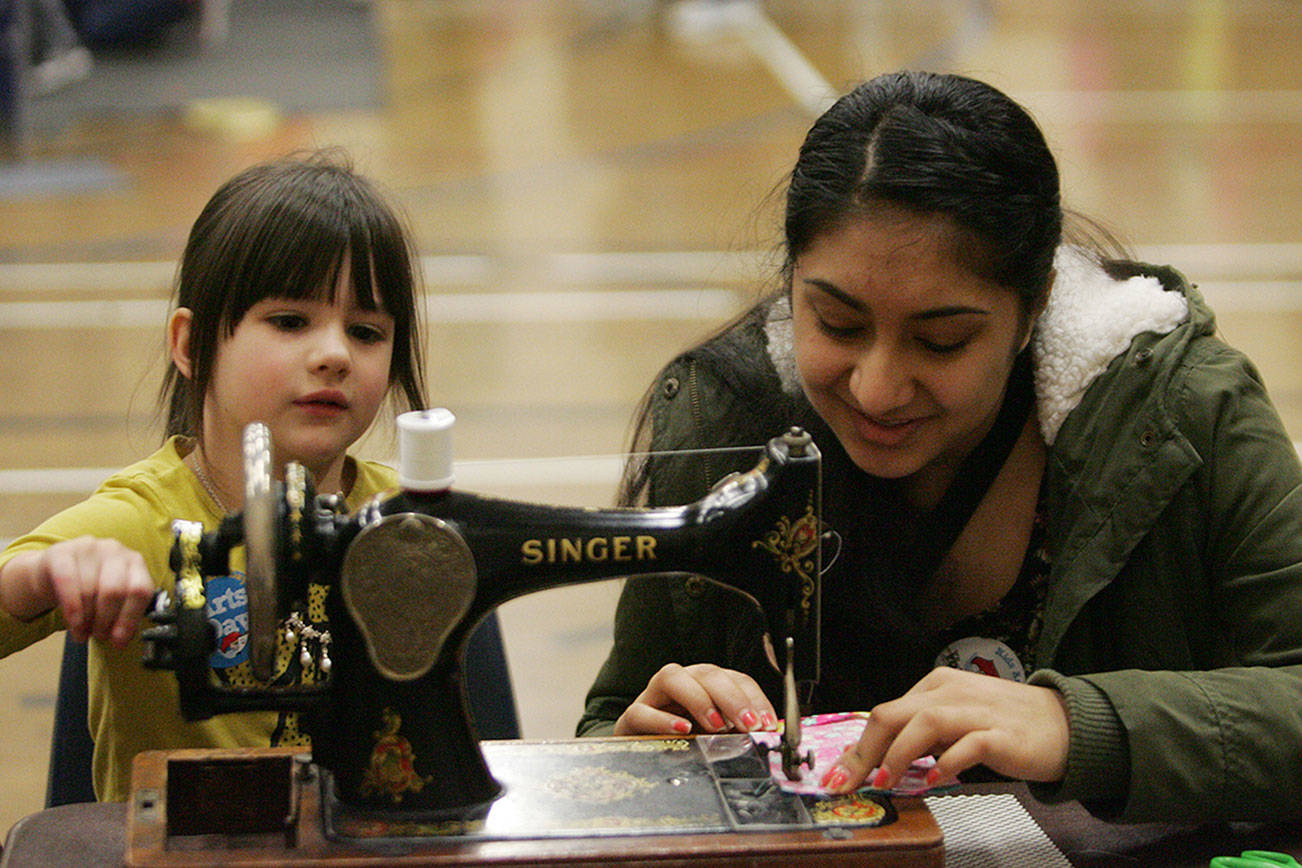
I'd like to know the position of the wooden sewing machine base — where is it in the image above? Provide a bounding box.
[124,742,943,867]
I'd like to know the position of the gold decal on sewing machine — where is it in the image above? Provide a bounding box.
[809,793,890,826]
[358,707,433,804]
[520,535,657,565]
[543,767,657,804]
[751,496,820,619]
[171,520,206,611]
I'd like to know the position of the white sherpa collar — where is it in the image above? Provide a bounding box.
[763,245,1190,446]
[1033,246,1187,444]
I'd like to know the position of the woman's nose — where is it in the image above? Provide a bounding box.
[847,344,914,415]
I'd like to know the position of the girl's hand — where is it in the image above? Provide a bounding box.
[820,667,1070,793]
[613,662,778,736]
[0,537,154,648]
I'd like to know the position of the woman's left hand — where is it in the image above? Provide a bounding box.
[820,667,1070,793]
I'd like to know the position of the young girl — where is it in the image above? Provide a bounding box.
[580,71,1302,823]
[0,151,433,802]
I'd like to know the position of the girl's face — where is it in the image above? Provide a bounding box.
[791,213,1033,504]
[194,262,395,488]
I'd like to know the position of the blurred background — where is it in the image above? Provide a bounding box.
[1,0,1299,838]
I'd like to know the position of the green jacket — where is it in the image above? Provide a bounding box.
[579,253,1302,823]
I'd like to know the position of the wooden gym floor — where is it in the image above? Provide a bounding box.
[1,0,1300,839]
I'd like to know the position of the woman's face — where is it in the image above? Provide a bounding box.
[791,213,1033,503]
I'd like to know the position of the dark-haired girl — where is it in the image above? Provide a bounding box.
[0,151,428,801]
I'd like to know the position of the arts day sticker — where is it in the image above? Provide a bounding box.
[204,573,249,667]
[934,636,1026,682]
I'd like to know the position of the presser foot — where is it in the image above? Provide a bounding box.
[780,744,815,782]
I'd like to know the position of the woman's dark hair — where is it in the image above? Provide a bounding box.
[784,70,1062,313]
[618,72,1071,505]
[160,149,427,439]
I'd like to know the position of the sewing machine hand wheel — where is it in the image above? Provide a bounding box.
[242,422,279,682]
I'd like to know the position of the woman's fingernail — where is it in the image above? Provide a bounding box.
[740,710,758,730]
[706,709,726,730]
[925,767,941,786]
[820,766,849,791]
[872,767,892,789]
[760,711,776,729]
[671,719,692,735]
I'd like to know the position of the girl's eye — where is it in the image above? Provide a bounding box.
[349,323,389,344]
[268,313,308,331]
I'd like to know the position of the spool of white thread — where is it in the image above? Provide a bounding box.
[397,408,456,492]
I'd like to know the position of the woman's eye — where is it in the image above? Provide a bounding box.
[918,336,969,354]
[814,313,863,338]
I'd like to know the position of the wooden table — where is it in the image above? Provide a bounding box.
[7,739,1302,868]
[5,783,1302,868]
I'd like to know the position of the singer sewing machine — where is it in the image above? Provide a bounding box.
[128,410,943,866]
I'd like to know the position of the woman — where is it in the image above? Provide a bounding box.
[579,71,1302,822]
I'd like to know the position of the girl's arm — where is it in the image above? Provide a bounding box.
[0,537,154,648]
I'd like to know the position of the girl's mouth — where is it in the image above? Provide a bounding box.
[295,392,349,414]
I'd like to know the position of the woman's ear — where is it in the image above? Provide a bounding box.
[1018,268,1054,352]
[168,307,194,379]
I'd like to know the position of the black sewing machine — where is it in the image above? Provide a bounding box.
[139,410,826,837]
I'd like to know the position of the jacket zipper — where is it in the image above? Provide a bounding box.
[687,359,714,489]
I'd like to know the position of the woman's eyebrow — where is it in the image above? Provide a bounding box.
[913,305,991,321]
[803,278,991,320]
[803,278,865,311]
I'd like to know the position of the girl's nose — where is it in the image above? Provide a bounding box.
[847,344,914,416]
[311,324,352,375]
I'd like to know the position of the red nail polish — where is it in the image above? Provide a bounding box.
[821,767,848,791]
[925,767,941,786]
[740,710,758,730]
[760,711,775,729]
[706,709,725,730]
[672,719,692,734]
[872,767,892,789]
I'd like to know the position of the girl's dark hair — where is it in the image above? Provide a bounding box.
[784,70,1062,313]
[160,149,426,439]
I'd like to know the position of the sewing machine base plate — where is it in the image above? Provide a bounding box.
[124,743,943,866]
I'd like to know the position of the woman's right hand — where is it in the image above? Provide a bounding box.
[0,537,154,648]
[613,662,777,736]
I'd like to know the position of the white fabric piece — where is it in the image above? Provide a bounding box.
[925,793,1072,868]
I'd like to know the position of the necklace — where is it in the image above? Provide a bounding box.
[190,449,233,514]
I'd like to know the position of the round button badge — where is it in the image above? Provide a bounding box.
[934,636,1027,682]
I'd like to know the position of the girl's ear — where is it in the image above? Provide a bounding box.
[168,307,195,379]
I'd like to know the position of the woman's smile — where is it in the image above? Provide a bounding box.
[845,405,928,448]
